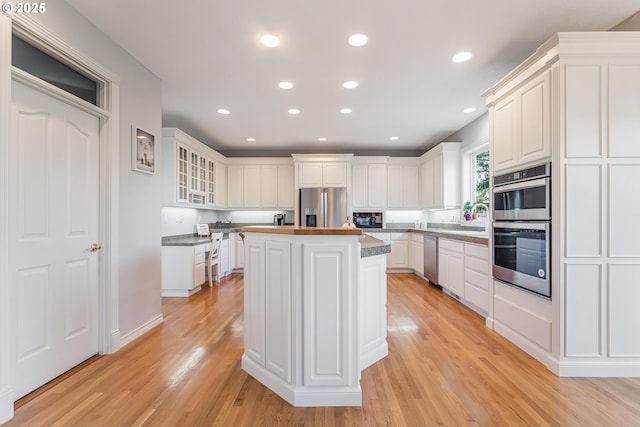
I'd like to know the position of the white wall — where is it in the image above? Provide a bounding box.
[161,207,219,236]
[228,210,294,224]
[26,2,163,342]
[443,113,489,151]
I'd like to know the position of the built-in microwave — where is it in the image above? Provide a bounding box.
[352,212,383,228]
[493,163,550,221]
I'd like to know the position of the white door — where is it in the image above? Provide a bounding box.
[9,81,100,399]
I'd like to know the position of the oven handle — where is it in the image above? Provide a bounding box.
[493,177,550,194]
[493,231,520,237]
[493,221,549,231]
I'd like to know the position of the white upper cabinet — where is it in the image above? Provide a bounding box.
[352,160,387,209]
[259,165,278,208]
[277,165,295,209]
[162,128,226,209]
[386,162,419,209]
[322,163,348,187]
[227,165,244,208]
[420,142,461,210]
[215,162,226,208]
[299,162,348,188]
[228,161,294,209]
[490,68,552,173]
[243,165,262,208]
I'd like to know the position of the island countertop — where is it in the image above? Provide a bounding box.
[242,225,363,235]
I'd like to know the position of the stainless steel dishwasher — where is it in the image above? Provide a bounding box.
[423,234,439,286]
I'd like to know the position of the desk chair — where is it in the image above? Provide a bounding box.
[207,232,223,286]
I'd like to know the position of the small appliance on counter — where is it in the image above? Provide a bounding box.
[352,212,383,229]
[274,213,286,226]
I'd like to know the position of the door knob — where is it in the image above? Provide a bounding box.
[90,243,102,252]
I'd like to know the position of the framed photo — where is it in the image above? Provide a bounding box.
[132,126,155,174]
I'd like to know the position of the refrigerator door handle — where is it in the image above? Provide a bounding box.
[322,191,328,227]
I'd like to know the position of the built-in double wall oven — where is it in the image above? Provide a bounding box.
[492,163,551,298]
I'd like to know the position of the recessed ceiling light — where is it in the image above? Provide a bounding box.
[343,81,358,89]
[390,136,399,141]
[217,108,230,115]
[318,137,327,142]
[452,51,473,63]
[340,108,352,114]
[278,81,294,89]
[463,107,477,113]
[246,138,256,142]
[348,33,368,47]
[288,108,301,115]
[260,34,280,47]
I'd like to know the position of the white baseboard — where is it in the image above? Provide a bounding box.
[0,387,14,425]
[361,341,388,372]
[557,360,640,377]
[485,316,495,329]
[242,354,362,407]
[110,328,121,354]
[493,319,555,371]
[161,286,201,297]
[119,314,163,348]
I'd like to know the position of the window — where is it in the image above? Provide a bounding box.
[461,141,489,218]
[473,149,489,205]
[12,35,98,105]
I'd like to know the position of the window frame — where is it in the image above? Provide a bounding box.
[460,136,489,207]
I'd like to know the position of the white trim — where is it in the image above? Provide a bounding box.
[0,388,12,425]
[558,361,640,377]
[0,9,14,423]
[119,314,163,348]
[460,136,490,208]
[242,355,362,407]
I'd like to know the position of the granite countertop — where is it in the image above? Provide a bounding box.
[162,233,232,246]
[242,225,362,235]
[358,235,391,258]
[162,224,489,246]
[364,227,489,245]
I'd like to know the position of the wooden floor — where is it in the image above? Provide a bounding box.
[8,273,640,426]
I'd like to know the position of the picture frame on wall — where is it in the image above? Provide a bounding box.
[132,126,155,174]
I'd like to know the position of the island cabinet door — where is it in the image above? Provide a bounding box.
[265,241,292,383]
[303,244,354,387]
[244,239,266,366]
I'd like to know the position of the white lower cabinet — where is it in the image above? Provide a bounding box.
[161,243,209,297]
[438,239,465,297]
[233,232,244,270]
[220,237,230,278]
[438,238,490,317]
[410,233,424,274]
[464,243,489,313]
[388,233,409,269]
[244,238,293,383]
[359,254,388,371]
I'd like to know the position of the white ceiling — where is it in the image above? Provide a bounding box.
[66,0,638,156]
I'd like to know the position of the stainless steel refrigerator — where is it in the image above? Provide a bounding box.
[299,187,348,227]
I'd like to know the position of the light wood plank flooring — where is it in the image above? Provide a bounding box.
[8,273,640,426]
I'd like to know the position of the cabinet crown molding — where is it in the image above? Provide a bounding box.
[291,153,354,163]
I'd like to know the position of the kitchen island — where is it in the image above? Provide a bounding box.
[241,226,390,407]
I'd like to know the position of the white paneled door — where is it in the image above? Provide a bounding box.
[9,81,100,399]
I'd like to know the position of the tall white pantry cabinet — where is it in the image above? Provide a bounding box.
[483,32,640,377]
